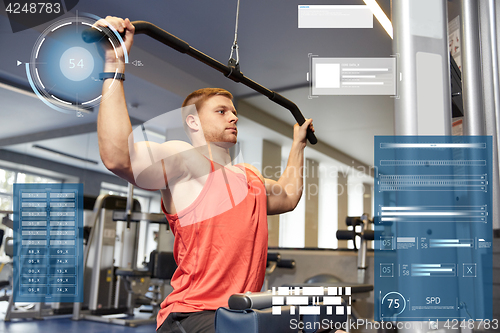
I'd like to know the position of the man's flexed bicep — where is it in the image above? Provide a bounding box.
[241,163,303,215]
[265,119,314,215]
[265,178,303,215]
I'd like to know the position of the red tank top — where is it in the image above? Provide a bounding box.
[156,162,268,329]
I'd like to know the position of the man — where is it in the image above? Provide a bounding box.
[96,17,314,333]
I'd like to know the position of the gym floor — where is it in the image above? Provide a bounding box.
[0,301,157,333]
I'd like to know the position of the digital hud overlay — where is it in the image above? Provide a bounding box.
[374,136,492,322]
[13,183,83,302]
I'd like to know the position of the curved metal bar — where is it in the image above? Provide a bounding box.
[83,20,317,144]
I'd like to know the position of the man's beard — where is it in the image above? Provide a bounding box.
[203,128,237,147]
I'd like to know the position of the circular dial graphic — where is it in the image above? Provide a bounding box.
[381,291,406,318]
[27,13,128,114]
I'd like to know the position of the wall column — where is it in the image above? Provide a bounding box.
[304,159,319,247]
[318,163,338,249]
[337,171,348,248]
[461,0,486,136]
[262,140,281,246]
[363,183,372,219]
[392,0,452,136]
[479,0,500,230]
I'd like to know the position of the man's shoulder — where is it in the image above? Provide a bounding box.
[160,140,203,162]
[147,140,209,180]
[163,140,194,152]
[239,163,265,184]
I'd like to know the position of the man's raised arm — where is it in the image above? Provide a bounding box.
[96,17,192,192]
[96,16,136,183]
[264,119,314,215]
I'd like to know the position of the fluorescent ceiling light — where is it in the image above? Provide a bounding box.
[363,0,393,39]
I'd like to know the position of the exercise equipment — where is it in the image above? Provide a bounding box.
[264,252,295,291]
[334,215,393,332]
[1,211,57,321]
[218,286,348,333]
[217,252,349,333]
[2,207,87,320]
[266,215,375,332]
[215,305,298,333]
[72,191,175,327]
[82,20,317,145]
[227,0,241,70]
[337,215,374,285]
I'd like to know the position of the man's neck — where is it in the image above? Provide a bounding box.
[195,142,233,167]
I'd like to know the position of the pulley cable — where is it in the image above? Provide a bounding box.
[228,0,241,70]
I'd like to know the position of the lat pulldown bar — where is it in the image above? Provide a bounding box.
[83,21,317,144]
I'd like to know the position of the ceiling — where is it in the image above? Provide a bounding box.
[0,0,394,178]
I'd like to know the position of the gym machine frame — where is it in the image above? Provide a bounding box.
[336,215,379,332]
[72,192,170,327]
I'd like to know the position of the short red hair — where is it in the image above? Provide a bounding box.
[181,88,234,138]
[182,88,233,109]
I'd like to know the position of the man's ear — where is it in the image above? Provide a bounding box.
[186,114,200,132]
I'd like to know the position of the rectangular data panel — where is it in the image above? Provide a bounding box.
[374,137,492,321]
[311,57,396,96]
[298,5,373,29]
[13,183,83,302]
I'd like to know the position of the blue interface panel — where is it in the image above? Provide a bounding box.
[13,183,83,302]
[374,136,492,321]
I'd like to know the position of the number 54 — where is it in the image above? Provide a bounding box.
[69,59,84,68]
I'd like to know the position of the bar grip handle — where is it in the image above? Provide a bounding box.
[267,252,281,262]
[276,259,296,269]
[336,230,356,240]
[345,216,363,227]
[362,230,374,240]
[269,92,317,144]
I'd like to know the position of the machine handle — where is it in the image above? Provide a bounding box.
[228,291,274,310]
[362,230,374,240]
[276,259,295,269]
[336,230,356,240]
[267,252,281,262]
[345,216,363,227]
[83,20,317,144]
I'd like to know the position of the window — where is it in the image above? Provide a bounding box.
[0,167,61,211]
[0,169,16,211]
